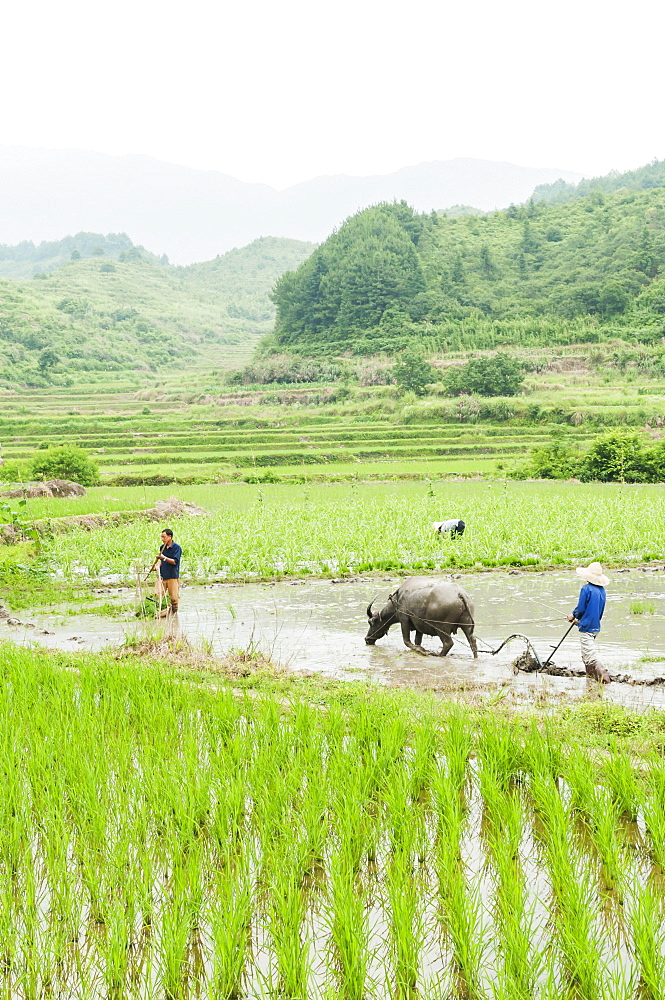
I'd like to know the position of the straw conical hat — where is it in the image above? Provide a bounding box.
[576,562,609,587]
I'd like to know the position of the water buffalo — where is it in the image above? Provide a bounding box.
[365,577,477,657]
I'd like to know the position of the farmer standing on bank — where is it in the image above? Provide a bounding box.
[568,561,611,684]
[153,528,181,617]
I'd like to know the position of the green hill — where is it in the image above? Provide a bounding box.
[181,236,316,327]
[0,236,314,385]
[532,159,665,206]
[0,231,165,279]
[272,182,665,355]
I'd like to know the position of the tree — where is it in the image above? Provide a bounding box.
[598,281,630,316]
[70,249,81,261]
[444,354,524,397]
[30,446,100,486]
[391,351,436,396]
[479,245,496,278]
[272,203,427,349]
[38,348,60,372]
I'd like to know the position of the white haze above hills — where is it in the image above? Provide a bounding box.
[0,146,582,265]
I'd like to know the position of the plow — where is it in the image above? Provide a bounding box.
[484,629,665,687]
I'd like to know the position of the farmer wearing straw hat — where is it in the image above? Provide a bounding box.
[567,561,611,684]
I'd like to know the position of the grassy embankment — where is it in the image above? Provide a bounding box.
[2,642,665,1000]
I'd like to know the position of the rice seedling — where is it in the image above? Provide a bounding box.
[629,880,665,1000]
[531,771,608,1000]
[5,644,665,998]
[16,479,665,592]
[604,748,640,821]
[266,850,311,999]
[209,847,254,1000]
[100,897,133,1000]
[562,752,631,897]
[629,600,655,615]
[642,763,665,872]
[477,718,525,791]
[324,847,372,1000]
[441,711,473,793]
[482,784,537,999]
[430,758,486,999]
[157,874,194,1000]
[386,835,425,1000]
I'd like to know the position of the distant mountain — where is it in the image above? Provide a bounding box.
[0,146,581,264]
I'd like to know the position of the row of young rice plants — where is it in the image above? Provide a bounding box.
[4,645,665,997]
[34,480,665,583]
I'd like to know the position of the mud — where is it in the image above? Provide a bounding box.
[9,569,665,709]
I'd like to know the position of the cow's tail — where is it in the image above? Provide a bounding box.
[459,591,478,658]
[459,592,475,626]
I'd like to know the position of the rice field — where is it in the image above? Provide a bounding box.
[25,480,665,584]
[3,643,665,1000]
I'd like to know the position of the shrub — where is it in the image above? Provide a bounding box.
[444,353,524,397]
[391,350,437,396]
[30,446,100,487]
[512,430,665,483]
[579,431,652,483]
[227,355,346,385]
[510,440,580,480]
[356,362,393,386]
[0,461,27,485]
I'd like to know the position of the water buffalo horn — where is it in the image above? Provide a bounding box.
[366,596,378,618]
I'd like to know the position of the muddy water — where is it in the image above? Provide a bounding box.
[10,568,665,708]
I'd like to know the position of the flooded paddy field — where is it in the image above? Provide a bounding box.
[10,567,665,709]
[4,643,665,1000]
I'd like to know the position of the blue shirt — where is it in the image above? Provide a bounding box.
[573,583,606,634]
[159,541,181,579]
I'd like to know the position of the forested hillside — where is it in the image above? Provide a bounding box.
[272,183,665,355]
[533,159,665,207]
[0,232,166,279]
[0,237,314,384]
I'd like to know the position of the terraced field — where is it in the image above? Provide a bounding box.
[4,354,665,484]
[1,402,593,482]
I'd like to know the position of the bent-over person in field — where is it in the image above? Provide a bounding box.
[432,518,465,538]
[568,561,611,684]
[153,528,181,617]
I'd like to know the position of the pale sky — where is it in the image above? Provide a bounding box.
[2,0,663,189]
